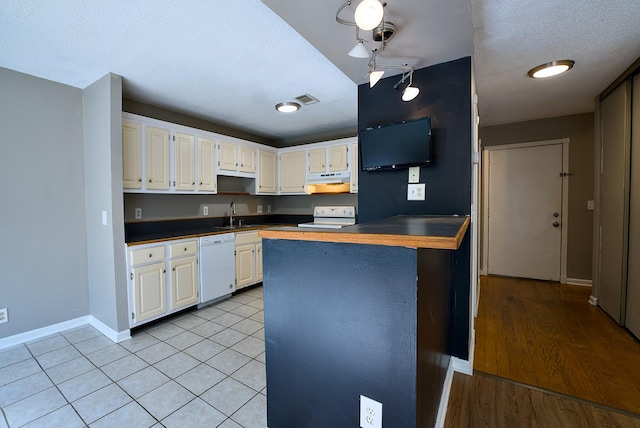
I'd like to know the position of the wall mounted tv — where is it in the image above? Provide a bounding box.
[359,116,432,171]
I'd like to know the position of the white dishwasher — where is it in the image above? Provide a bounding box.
[199,233,236,305]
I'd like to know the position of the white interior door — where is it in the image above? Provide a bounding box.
[487,142,565,281]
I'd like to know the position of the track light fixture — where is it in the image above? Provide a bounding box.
[336,1,420,101]
[394,67,420,102]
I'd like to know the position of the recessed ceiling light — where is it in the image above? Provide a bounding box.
[528,60,575,78]
[275,102,300,113]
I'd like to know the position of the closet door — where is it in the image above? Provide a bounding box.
[599,82,631,324]
[626,74,640,338]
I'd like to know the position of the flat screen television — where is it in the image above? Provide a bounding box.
[359,116,432,171]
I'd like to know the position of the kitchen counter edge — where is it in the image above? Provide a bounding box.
[258,215,470,250]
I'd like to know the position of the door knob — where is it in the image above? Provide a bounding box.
[553,222,560,227]
[553,212,559,217]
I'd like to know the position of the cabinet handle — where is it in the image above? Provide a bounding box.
[172,267,176,271]
[184,247,187,251]
[148,179,152,183]
[192,182,195,185]
[163,269,166,273]
[138,178,142,182]
[200,182,203,185]
[149,253,152,258]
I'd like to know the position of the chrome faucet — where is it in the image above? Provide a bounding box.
[230,201,236,227]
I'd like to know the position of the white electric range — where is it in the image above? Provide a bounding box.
[297,205,356,229]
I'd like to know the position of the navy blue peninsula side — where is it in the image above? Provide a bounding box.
[258,215,470,428]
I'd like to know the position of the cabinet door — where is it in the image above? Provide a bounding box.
[239,146,256,173]
[146,126,170,190]
[256,242,263,282]
[174,132,195,191]
[235,244,255,289]
[197,137,217,192]
[351,143,358,193]
[170,256,199,310]
[219,141,238,171]
[132,262,167,324]
[122,120,142,189]
[308,148,326,173]
[280,151,307,193]
[329,144,348,172]
[258,150,277,193]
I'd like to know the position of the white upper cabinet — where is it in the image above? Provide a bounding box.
[146,126,170,190]
[351,142,359,193]
[308,144,349,174]
[122,120,142,189]
[218,140,239,172]
[280,150,307,194]
[257,150,277,194]
[308,148,326,174]
[218,139,256,176]
[197,136,217,192]
[173,132,195,191]
[329,144,349,172]
[239,146,256,173]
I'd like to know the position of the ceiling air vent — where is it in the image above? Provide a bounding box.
[294,94,319,105]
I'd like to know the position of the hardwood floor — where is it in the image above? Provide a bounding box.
[473,275,640,416]
[445,372,640,427]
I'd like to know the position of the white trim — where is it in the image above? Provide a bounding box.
[89,316,131,343]
[0,316,91,350]
[435,360,455,428]
[452,356,473,375]
[566,278,593,287]
[0,316,131,351]
[482,138,570,283]
[589,295,599,306]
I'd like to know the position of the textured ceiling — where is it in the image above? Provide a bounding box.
[472,0,640,127]
[1,0,639,142]
[0,0,357,142]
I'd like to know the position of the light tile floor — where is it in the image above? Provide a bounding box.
[0,287,266,428]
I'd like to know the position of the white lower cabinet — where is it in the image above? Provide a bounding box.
[235,231,262,289]
[131,261,167,324]
[128,238,198,327]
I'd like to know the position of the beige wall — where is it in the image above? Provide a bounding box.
[480,113,594,281]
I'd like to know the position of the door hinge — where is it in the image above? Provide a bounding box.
[172,135,175,141]
[131,312,135,320]
[130,272,133,280]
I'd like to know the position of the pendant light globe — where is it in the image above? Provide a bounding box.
[354,0,384,31]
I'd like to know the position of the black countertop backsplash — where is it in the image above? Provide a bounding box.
[125,214,313,243]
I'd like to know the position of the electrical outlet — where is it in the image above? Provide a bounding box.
[203,206,209,216]
[0,308,8,324]
[135,208,142,219]
[587,200,595,211]
[257,205,263,214]
[360,395,382,428]
[408,166,420,183]
[407,183,426,201]
[267,205,272,213]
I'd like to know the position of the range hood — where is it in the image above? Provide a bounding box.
[307,171,350,184]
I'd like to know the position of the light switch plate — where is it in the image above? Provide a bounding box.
[587,200,595,211]
[407,183,426,201]
[408,166,420,183]
[257,205,263,213]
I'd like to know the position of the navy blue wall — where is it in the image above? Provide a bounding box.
[357,56,472,359]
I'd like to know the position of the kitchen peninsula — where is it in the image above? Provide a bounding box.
[259,215,470,427]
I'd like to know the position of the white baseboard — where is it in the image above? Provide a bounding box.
[589,295,598,306]
[89,316,130,343]
[0,316,131,351]
[0,316,91,351]
[435,359,455,428]
[567,278,592,287]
